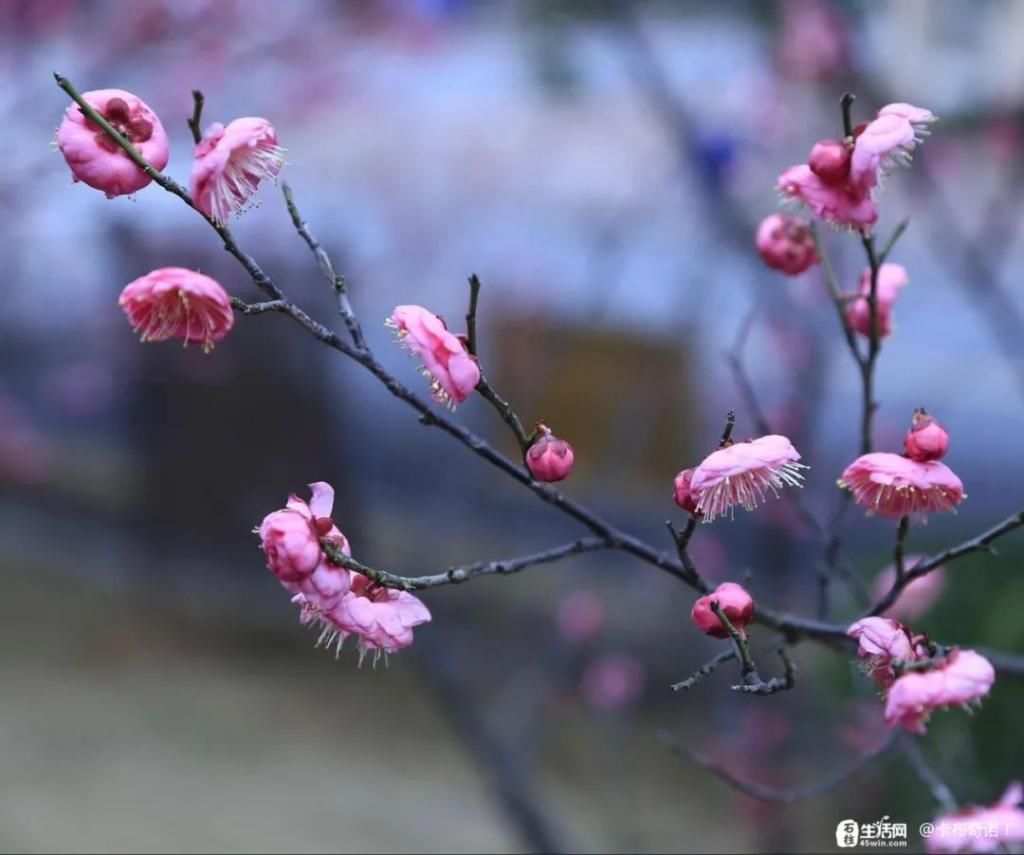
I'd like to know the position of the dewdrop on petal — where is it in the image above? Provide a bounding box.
[118,267,233,353]
[190,118,285,223]
[387,305,480,408]
[838,453,964,517]
[690,434,807,522]
[56,88,169,197]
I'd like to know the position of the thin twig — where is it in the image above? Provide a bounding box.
[666,517,709,593]
[281,183,367,352]
[320,537,610,591]
[893,516,910,580]
[230,297,286,315]
[668,730,899,805]
[840,92,856,138]
[187,89,205,145]
[867,509,1024,617]
[860,231,882,455]
[733,647,796,696]
[719,410,736,447]
[878,217,909,264]
[710,602,756,678]
[810,223,862,363]
[671,649,736,691]
[466,274,482,356]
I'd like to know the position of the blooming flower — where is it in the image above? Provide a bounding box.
[846,263,909,338]
[691,582,755,639]
[690,435,807,522]
[294,572,431,664]
[118,267,234,352]
[190,118,285,223]
[56,88,169,198]
[871,556,946,621]
[672,467,700,515]
[849,103,936,197]
[259,482,351,610]
[847,617,916,688]
[839,452,965,517]
[777,163,878,229]
[755,213,818,275]
[387,305,480,408]
[777,101,934,229]
[526,426,574,482]
[884,649,995,734]
[926,781,1024,854]
[904,408,950,462]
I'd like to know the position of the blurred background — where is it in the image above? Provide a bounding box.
[3,0,1024,852]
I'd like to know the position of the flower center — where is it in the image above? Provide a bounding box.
[89,97,154,154]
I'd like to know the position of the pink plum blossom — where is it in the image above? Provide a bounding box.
[850,103,937,196]
[691,582,755,639]
[777,163,878,229]
[808,138,852,185]
[871,557,946,621]
[927,782,1024,854]
[839,452,965,517]
[672,467,700,515]
[118,267,234,352]
[294,572,431,663]
[388,305,480,408]
[56,88,169,197]
[190,118,285,223]
[755,214,818,275]
[259,482,351,610]
[526,425,575,482]
[847,617,916,688]
[884,649,995,734]
[904,409,950,462]
[690,435,807,522]
[846,263,909,338]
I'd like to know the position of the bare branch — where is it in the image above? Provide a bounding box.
[230,298,285,315]
[899,736,958,812]
[187,89,205,145]
[671,649,735,691]
[321,537,610,591]
[668,731,899,805]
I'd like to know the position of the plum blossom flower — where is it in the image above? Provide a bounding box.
[839,453,965,517]
[755,214,818,275]
[56,88,169,197]
[526,425,574,482]
[846,263,909,338]
[294,572,431,664]
[871,557,946,621]
[904,408,950,462]
[118,267,234,353]
[690,435,807,522]
[672,467,700,515]
[190,118,285,223]
[847,617,916,688]
[884,649,995,734]
[926,781,1024,854]
[778,101,934,228]
[387,305,480,408]
[777,163,878,229]
[691,582,755,639]
[259,482,351,610]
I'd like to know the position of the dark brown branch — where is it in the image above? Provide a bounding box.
[187,89,205,145]
[867,509,1024,617]
[321,537,610,591]
[718,410,736,447]
[666,517,709,593]
[671,649,735,691]
[859,232,882,455]
[230,297,286,315]
[840,92,856,138]
[466,274,481,356]
[668,731,899,805]
[893,516,910,580]
[281,183,367,352]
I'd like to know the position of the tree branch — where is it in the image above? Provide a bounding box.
[671,649,736,691]
[187,89,205,145]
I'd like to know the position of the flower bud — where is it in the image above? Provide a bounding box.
[903,408,949,462]
[526,426,574,482]
[691,582,755,639]
[755,214,817,275]
[673,467,701,515]
[808,138,851,185]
